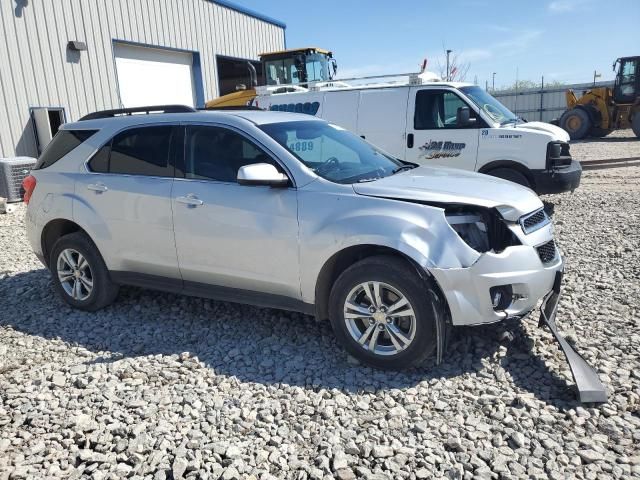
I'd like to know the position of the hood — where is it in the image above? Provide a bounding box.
[352,166,543,221]
[509,121,570,142]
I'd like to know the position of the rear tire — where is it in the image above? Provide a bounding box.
[50,232,119,311]
[486,167,532,189]
[589,127,609,138]
[632,114,640,139]
[328,255,439,369]
[560,108,591,140]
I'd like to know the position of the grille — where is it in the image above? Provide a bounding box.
[0,157,37,202]
[537,240,557,264]
[520,208,549,234]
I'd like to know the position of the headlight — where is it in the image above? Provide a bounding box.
[546,141,571,169]
[446,211,490,252]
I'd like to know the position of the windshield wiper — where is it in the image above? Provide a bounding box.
[392,165,417,174]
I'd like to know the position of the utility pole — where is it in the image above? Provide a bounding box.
[492,72,496,91]
[446,49,452,81]
[593,70,601,86]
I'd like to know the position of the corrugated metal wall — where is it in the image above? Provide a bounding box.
[0,0,285,157]
[493,81,615,123]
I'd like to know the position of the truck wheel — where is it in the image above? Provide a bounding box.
[328,255,439,369]
[589,127,609,138]
[486,168,532,189]
[50,232,119,312]
[560,108,591,140]
[632,114,640,138]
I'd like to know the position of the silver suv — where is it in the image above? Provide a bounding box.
[24,106,569,372]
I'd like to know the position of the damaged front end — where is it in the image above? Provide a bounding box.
[430,204,607,403]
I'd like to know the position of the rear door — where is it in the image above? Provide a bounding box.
[75,125,180,279]
[171,124,300,299]
[405,87,479,170]
[357,88,408,158]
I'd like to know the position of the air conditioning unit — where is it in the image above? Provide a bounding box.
[0,157,37,203]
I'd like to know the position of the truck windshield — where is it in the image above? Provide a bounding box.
[260,121,404,184]
[264,54,330,86]
[460,86,518,125]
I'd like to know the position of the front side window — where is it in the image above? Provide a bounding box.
[184,126,275,183]
[35,130,97,170]
[261,121,403,184]
[414,90,478,130]
[87,126,174,177]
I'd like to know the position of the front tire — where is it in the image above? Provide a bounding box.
[50,232,119,311]
[328,256,439,369]
[632,114,640,139]
[560,108,591,140]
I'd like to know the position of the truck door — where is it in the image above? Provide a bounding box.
[406,87,479,171]
[357,88,408,158]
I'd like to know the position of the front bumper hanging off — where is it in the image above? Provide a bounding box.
[538,273,607,403]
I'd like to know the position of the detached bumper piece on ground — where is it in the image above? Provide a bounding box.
[538,273,608,404]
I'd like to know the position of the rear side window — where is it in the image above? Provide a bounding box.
[35,130,97,169]
[88,126,174,177]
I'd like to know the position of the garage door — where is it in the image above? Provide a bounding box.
[114,43,196,108]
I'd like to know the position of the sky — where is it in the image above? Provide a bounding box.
[235,0,640,88]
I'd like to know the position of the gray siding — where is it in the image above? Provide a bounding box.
[0,0,285,157]
[493,81,615,123]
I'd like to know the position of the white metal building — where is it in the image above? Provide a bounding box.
[0,0,286,158]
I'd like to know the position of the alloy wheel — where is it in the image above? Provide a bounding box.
[56,248,93,301]
[343,281,416,356]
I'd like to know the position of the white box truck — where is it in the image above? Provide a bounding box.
[249,73,581,194]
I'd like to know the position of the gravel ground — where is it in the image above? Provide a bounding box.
[571,129,640,162]
[1,139,640,479]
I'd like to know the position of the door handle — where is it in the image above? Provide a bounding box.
[87,183,108,193]
[407,133,414,149]
[176,194,204,207]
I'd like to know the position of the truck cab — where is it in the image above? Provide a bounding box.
[255,77,582,195]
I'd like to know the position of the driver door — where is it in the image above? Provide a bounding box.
[171,124,300,299]
[614,58,638,104]
[406,88,479,171]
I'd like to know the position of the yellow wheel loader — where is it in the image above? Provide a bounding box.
[559,56,640,140]
[206,47,336,109]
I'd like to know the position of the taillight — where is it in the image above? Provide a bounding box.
[22,175,36,204]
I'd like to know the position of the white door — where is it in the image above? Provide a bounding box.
[114,43,196,108]
[321,90,359,131]
[405,87,480,170]
[357,88,408,158]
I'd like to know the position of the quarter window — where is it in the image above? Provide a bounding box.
[87,126,174,177]
[414,90,477,130]
[184,126,276,182]
[35,130,97,170]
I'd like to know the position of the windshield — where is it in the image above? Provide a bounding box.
[260,121,404,184]
[264,54,330,86]
[460,86,518,125]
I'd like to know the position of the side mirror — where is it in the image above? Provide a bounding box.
[456,106,476,127]
[237,163,289,187]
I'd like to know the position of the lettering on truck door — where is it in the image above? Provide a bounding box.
[406,88,480,171]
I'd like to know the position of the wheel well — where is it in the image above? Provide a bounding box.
[41,219,88,267]
[478,160,535,189]
[314,245,437,322]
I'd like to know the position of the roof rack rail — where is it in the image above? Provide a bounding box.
[202,105,263,111]
[79,104,196,121]
[254,70,443,96]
